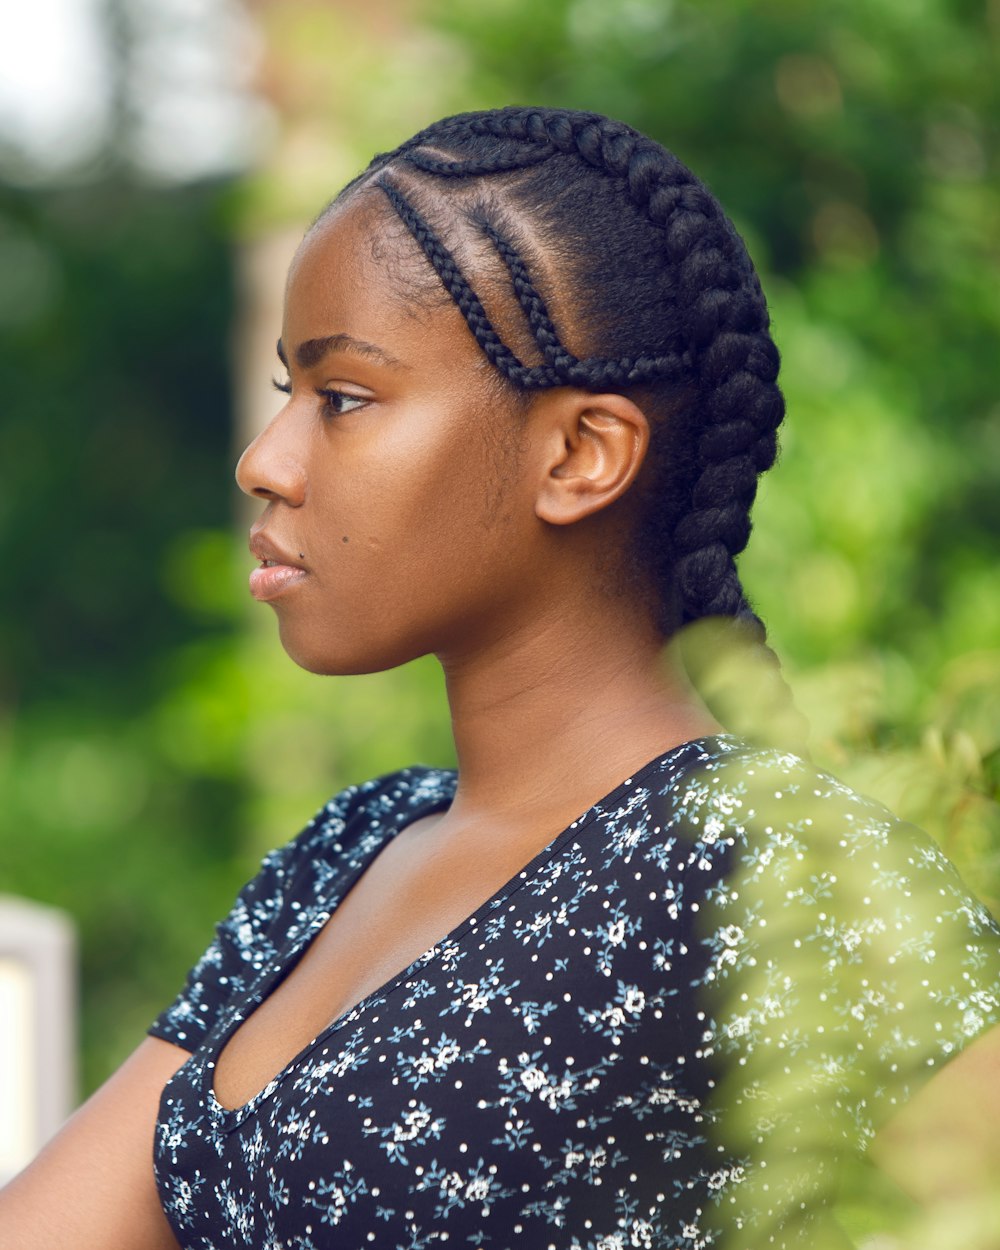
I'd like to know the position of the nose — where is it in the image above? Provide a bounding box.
[235,413,307,506]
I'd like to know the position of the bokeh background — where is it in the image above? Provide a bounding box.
[1,0,998,1099]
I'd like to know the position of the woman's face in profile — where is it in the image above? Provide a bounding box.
[236,191,540,677]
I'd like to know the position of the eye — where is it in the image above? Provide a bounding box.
[270,377,367,417]
[316,388,367,417]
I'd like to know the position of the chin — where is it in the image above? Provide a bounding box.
[277,623,425,678]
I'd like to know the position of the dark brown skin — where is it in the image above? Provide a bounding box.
[2,189,999,1248]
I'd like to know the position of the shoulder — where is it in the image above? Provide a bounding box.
[222,763,457,934]
[285,762,458,867]
[687,744,1000,1129]
[622,736,891,876]
[663,740,1000,997]
[660,736,938,868]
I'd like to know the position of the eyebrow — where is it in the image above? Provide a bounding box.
[276,333,404,371]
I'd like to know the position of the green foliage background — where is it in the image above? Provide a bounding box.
[1,0,998,1101]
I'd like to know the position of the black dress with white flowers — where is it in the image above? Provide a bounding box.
[149,735,1000,1249]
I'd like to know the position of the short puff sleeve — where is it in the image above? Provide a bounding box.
[147,782,367,1052]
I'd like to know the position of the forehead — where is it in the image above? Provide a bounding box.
[283,192,454,355]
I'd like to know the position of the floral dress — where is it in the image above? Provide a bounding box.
[149,735,1000,1249]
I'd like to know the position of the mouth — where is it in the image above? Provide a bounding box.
[249,559,308,603]
[248,532,308,603]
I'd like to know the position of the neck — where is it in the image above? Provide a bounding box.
[436,599,720,832]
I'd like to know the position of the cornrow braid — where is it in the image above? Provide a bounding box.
[478,219,575,373]
[405,145,556,177]
[336,107,806,747]
[379,178,690,392]
[377,178,560,389]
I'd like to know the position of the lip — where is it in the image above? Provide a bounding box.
[248,529,309,603]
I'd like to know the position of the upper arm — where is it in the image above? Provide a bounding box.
[0,1036,190,1250]
[1,825,308,1250]
[870,1017,1000,1204]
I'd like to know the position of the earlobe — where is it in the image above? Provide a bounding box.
[534,392,650,526]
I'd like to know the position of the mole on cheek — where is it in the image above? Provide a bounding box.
[342,536,349,543]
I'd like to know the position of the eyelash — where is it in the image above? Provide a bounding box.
[271,377,367,416]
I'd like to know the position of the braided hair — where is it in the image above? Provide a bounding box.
[325,107,803,745]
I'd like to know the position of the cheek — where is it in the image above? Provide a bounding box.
[338,407,504,552]
[274,405,527,674]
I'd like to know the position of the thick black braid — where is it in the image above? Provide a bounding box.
[346,109,804,743]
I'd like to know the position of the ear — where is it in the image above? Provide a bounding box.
[532,390,651,526]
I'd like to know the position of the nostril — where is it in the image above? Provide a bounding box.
[234,434,306,506]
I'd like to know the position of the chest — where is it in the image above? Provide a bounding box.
[212,814,577,1111]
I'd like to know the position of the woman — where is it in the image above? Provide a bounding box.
[4,106,1000,1249]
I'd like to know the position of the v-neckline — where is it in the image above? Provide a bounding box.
[204,734,737,1126]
